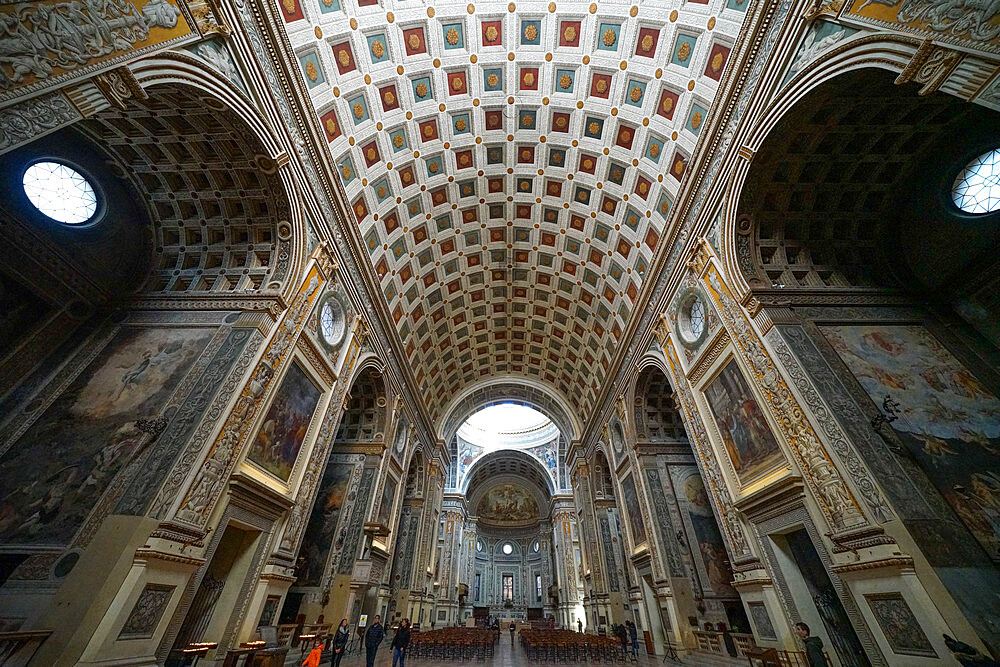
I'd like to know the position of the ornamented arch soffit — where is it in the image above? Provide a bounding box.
[465,449,553,508]
[281,0,744,420]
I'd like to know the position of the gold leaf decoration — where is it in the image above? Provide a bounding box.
[305,61,318,81]
[282,0,295,13]
[629,86,642,102]
[559,74,572,89]
[674,159,684,174]
[487,73,499,87]
[338,49,350,66]
[377,185,387,197]
[587,122,599,135]
[353,102,364,119]
[649,142,660,157]
[416,82,428,98]
[711,52,724,72]
[563,25,577,42]
[620,128,632,141]
[452,75,464,90]
[661,96,674,112]
[524,24,538,41]
[583,157,594,168]
[393,134,405,148]
[603,29,617,46]
[660,200,669,213]
[552,153,564,164]
[641,33,654,51]
[691,111,702,129]
[485,25,499,42]
[423,124,434,137]
[521,114,534,127]
[595,79,607,93]
[555,116,567,128]
[677,41,691,61]
[366,147,377,161]
[429,161,439,173]
[408,33,421,49]
[342,164,352,179]
[371,40,385,58]
[384,91,395,105]
[325,119,338,135]
[523,71,535,86]
[446,28,460,45]
[638,181,648,193]
[455,118,467,131]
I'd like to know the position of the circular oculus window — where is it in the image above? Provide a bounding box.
[953,148,1000,215]
[22,161,99,225]
[502,542,513,555]
[476,539,484,552]
[319,296,347,348]
[532,541,540,552]
[677,294,708,345]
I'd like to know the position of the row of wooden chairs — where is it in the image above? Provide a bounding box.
[520,629,632,663]
[408,628,497,661]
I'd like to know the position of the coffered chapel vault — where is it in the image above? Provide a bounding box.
[0,0,999,664]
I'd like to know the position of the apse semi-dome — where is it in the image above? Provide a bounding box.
[280,0,742,422]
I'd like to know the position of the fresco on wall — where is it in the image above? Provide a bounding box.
[476,484,539,523]
[247,362,322,481]
[685,474,736,596]
[527,439,559,483]
[377,475,397,527]
[457,437,483,484]
[823,325,1000,562]
[620,474,648,547]
[704,359,785,486]
[0,326,212,545]
[297,459,355,585]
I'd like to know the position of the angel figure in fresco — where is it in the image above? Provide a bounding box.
[17,466,79,536]
[115,340,183,400]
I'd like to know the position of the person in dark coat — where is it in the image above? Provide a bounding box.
[616,623,629,653]
[509,621,516,644]
[332,619,350,667]
[627,620,639,654]
[577,619,583,633]
[364,615,385,667]
[391,618,411,667]
[795,622,829,667]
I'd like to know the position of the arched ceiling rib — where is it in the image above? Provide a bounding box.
[464,449,554,500]
[440,379,576,443]
[281,0,746,422]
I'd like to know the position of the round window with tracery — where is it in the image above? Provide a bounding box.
[953,148,1000,215]
[319,296,346,348]
[22,161,99,225]
[677,293,708,346]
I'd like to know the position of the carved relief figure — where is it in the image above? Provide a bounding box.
[824,325,1000,560]
[0,327,211,544]
[247,361,322,481]
[703,359,785,485]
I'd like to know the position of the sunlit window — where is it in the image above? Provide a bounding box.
[502,573,514,601]
[22,161,99,225]
[502,542,514,555]
[953,148,1000,214]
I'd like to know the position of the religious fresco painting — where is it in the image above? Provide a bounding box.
[456,437,484,483]
[864,592,936,657]
[297,460,355,586]
[377,475,397,527]
[703,359,785,486]
[527,439,559,484]
[0,326,212,545]
[620,473,648,547]
[684,474,736,596]
[247,361,322,481]
[476,483,539,523]
[823,325,1000,561]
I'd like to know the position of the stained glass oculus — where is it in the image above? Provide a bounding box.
[22,161,99,225]
[952,148,1000,215]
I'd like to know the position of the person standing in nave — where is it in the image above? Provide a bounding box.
[332,619,349,667]
[364,615,384,667]
[795,622,829,667]
[391,618,410,667]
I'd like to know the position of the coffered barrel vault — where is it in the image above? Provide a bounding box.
[282,0,743,421]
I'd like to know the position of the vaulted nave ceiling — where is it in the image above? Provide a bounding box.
[281,0,745,422]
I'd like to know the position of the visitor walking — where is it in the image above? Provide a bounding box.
[578,619,583,633]
[628,620,639,654]
[509,621,516,644]
[364,615,384,667]
[391,618,411,667]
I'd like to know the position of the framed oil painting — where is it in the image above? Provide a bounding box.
[247,361,322,481]
[377,474,397,527]
[297,458,356,585]
[620,473,648,547]
[703,359,785,486]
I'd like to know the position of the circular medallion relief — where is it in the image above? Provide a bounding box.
[319,294,347,348]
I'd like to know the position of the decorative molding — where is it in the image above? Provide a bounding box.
[92,66,148,110]
[0,91,81,154]
[830,556,915,574]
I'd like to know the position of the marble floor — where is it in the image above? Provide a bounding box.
[282,635,743,666]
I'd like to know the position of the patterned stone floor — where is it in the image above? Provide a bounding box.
[282,634,743,666]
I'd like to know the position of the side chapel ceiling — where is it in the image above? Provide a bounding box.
[281,0,746,422]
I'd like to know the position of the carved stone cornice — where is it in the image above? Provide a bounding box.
[895,39,964,96]
[830,556,914,574]
[731,576,772,589]
[228,473,295,521]
[133,548,205,568]
[128,293,288,320]
[93,66,148,110]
